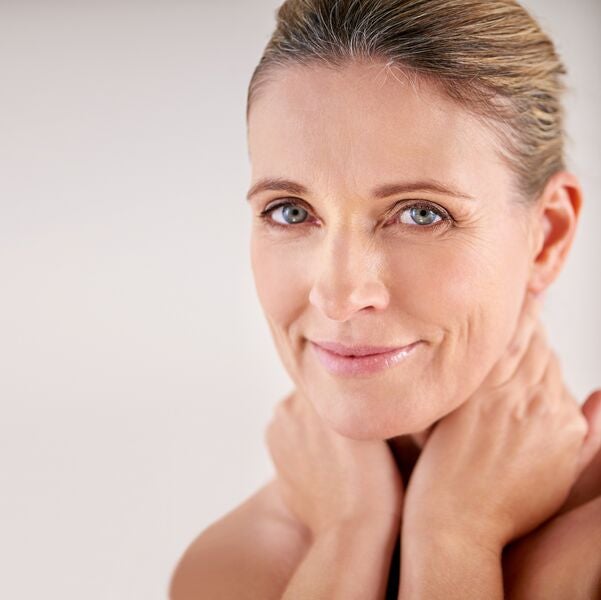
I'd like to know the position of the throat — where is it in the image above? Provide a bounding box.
[387,427,432,484]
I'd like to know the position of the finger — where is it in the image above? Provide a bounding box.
[509,320,552,393]
[526,351,562,416]
[291,388,323,422]
[575,389,601,475]
[555,390,601,515]
[284,389,299,411]
[486,291,543,386]
[286,389,317,421]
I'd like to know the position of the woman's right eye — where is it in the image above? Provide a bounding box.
[259,202,312,228]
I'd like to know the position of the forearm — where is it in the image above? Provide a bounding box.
[398,524,504,600]
[503,495,601,600]
[281,516,399,600]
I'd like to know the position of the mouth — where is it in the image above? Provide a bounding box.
[309,340,417,357]
[309,339,422,377]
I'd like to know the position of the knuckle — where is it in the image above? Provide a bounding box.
[510,399,529,421]
[487,362,515,389]
[574,412,589,436]
[529,380,546,399]
[528,385,546,407]
[274,398,289,415]
[281,391,298,413]
[563,409,588,439]
[505,339,522,360]
[524,384,548,416]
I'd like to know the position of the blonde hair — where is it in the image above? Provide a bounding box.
[246,0,568,203]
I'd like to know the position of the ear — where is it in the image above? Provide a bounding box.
[526,171,583,296]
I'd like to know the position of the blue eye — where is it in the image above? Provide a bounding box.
[259,201,312,228]
[398,203,444,227]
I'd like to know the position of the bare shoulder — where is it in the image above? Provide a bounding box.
[560,433,601,515]
[168,478,311,600]
[503,495,601,600]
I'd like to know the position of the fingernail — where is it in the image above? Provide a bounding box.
[531,290,546,302]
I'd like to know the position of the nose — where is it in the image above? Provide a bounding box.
[308,230,390,321]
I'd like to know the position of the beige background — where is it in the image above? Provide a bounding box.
[0,1,599,598]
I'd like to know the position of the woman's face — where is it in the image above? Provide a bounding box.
[246,61,540,440]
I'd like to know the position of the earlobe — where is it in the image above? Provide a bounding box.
[526,171,583,296]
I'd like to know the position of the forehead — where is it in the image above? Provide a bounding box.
[247,62,512,200]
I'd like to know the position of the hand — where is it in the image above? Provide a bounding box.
[502,389,601,599]
[556,388,601,515]
[402,291,595,552]
[264,388,404,539]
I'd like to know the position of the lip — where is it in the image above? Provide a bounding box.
[310,340,415,357]
[309,339,421,376]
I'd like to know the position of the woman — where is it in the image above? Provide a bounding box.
[170,0,601,598]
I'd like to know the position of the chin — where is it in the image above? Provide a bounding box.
[325,418,410,441]
[308,388,441,441]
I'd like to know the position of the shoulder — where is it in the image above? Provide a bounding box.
[503,495,601,600]
[168,478,311,600]
[559,423,601,515]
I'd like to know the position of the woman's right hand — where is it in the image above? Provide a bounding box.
[264,388,404,540]
[402,291,599,552]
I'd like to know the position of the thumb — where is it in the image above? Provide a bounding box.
[555,389,601,516]
[576,389,601,474]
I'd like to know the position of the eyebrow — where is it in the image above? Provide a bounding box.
[246,177,475,202]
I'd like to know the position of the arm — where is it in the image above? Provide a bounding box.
[396,396,601,600]
[502,390,601,599]
[502,494,601,600]
[399,522,504,600]
[169,481,313,600]
[264,391,405,599]
[282,516,399,600]
[392,295,599,599]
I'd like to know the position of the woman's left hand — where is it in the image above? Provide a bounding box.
[401,292,597,551]
[502,389,601,600]
[264,388,405,539]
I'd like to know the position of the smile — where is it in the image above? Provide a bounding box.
[309,340,421,377]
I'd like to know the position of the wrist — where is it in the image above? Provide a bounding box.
[315,511,400,542]
[403,510,505,557]
[400,524,504,600]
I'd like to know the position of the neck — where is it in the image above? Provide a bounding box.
[409,426,433,450]
[386,423,435,482]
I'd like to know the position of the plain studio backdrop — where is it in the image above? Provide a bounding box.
[0,1,599,598]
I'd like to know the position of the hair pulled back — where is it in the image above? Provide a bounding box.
[247,0,568,203]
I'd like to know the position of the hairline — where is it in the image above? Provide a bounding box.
[246,57,528,205]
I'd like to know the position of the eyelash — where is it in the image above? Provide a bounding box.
[258,199,454,233]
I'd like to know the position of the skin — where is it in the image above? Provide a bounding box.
[396,303,597,598]
[264,293,600,599]
[247,60,551,441]
[246,59,599,592]
[168,60,601,598]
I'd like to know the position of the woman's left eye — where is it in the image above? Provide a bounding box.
[394,202,449,228]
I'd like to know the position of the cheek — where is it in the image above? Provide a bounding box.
[385,237,498,322]
[387,228,529,373]
[387,223,530,317]
[250,234,309,326]
[251,234,314,386]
